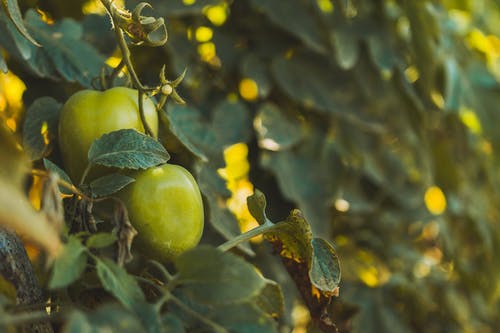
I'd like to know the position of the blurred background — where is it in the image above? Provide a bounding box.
[3,0,500,331]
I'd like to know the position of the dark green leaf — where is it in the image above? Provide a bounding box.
[166,105,210,161]
[212,100,252,147]
[0,10,105,87]
[43,159,73,195]
[162,313,185,333]
[250,0,327,54]
[64,305,145,333]
[309,238,341,296]
[253,279,284,318]
[63,311,92,333]
[96,257,145,309]
[271,51,356,115]
[49,236,87,289]
[240,54,272,98]
[1,0,40,46]
[86,233,117,249]
[89,174,135,198]
[207,303,279,333]
[254,103,304,151]
[175,246,266,305]
[88,129,170,170]
[264,209,313,263]
[23,97,61,161]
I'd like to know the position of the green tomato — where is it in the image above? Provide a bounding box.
[119,164,204,262]
[58,87,158,182]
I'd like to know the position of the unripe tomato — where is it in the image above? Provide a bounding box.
[118,164,204,262]
[58,87,158,181]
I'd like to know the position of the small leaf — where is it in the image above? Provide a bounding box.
[63,311,92,333]
[23,97,61,161]
[49,236,87,289]
[96,257,145,309]
[175,246,266,305]
[89,174,135,198]
[88,129,169,170]
[264,209,313,263]
[86,232,117,249]
[43,159,73,195]
[247,189,269,225]
[1,0,40,46]
[253,279,285,318]
[310,238,341,297]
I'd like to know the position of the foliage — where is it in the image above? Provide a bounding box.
[0,0,500,332]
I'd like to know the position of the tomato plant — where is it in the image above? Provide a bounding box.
[58,87,158,182]
[118,164,204,262]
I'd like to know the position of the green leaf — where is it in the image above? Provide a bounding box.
[0,10,32,59]
[264,209,313,263]
[207,303,279,333]
[88,129,170,170]
[0,9,105,87]
[240,54,272,98]
[175,246,266,305]
[162,313,186,333]
[252,279,284,318]
[86,232,117,249]
[271,51,356,115]
[247,189,269,225]
[1,0,40,46]
[63,311,92,333]
[96,257,145,309]
[166,105,210,161]
[310,238,341,297]
[250,0,327,54]
[89,174,135,198]
[49,236,87,289]
[43,159,73,195]
[23,97,61,161]
[254,103,304,151]
[64,305,145,333]
[212,100,252,147]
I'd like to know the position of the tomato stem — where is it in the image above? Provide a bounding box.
[217,220,275,252]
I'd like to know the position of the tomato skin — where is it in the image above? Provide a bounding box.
[58,87,158,182]
[118,164,204,262]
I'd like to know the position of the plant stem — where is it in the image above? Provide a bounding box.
[138,90,155,136]
[99,0,156,137]
[217,221,275,252]
[79,164,92,186]
[31,169,83,197]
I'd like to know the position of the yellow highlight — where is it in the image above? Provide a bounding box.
[424,186,447,215]
[466,28,500,79]
[404,65,419,83]
[459,107,482,134]
[204,4,228,26]
[0,71,26,133]
[218,143,260,237]
[197,42,216,62]
[195,26,213,42]
[82,0,124,15]
[316,0,334,13]
[239,78,259,101]
[183,0,196,5]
